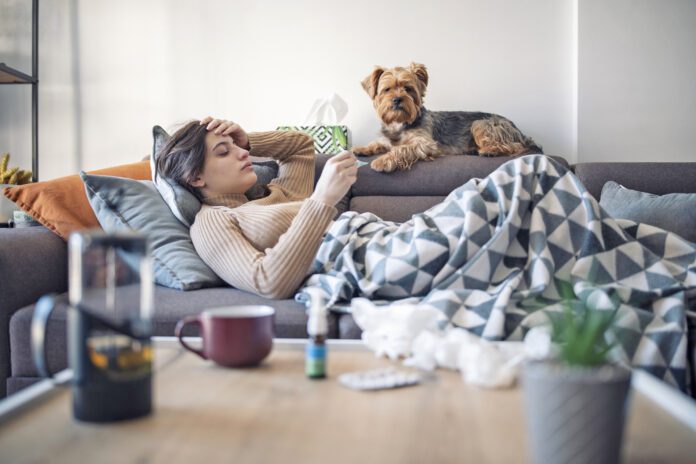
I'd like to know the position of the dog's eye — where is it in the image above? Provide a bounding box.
[382,87,390,93]
[405,86,414,93]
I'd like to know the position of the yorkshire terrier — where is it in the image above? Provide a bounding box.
[352,63,543,172]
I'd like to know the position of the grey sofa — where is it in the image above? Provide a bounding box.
[1,154,695,399]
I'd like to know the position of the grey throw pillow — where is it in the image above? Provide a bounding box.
[150,125,279,226]
[600,181,696,243]
[81,172,225,290]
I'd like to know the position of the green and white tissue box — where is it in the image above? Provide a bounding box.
[276,125,349,155]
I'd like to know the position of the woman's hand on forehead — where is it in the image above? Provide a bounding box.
[200,116,250,150]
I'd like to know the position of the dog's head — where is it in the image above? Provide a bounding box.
[361,62,428,125]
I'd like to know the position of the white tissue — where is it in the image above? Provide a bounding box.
[524,326,553,360]
[458,341,518,388]
[404,328,476,371]
[403,328,521,388]
[350,297,556,389]
[304,93,348,125]
[404,331,441,371]
[351,298,441,360]
[438,329,479,370]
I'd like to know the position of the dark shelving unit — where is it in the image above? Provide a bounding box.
[0,0,39,181]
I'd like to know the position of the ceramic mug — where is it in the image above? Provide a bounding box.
[174,306,275,367]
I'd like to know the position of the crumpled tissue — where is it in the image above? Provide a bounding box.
[350,298,442,360]
[350,298,554,389]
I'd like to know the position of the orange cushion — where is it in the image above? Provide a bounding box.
[2,161,151,240]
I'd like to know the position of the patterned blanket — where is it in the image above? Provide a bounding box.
[297,155,696,390]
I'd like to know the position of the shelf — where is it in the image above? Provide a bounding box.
[0,63,35,84]
[2,0,39,181]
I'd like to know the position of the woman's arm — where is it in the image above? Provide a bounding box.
[190,149,357,298]
[191,198,337,299]
[199,118,315,201]
[248,131,316,201]
[197,118,356,206]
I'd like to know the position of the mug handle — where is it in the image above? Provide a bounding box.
[174,316,206,359]
[31,294,61,378]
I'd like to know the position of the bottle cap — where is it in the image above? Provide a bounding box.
[305,288,328,337]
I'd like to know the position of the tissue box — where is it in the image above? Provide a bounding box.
[276,125,349,155]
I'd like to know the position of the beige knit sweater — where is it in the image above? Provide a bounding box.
[190,131,337,299]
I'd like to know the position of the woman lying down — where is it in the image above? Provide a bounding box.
[156,117,696,390]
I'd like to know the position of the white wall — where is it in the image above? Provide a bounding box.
[1,0,574,180]
[3,0,695,181]
[578,0,696,163]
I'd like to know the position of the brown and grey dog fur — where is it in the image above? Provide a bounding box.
[353,63,543,172]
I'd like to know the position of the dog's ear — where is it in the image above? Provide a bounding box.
[361,66,385,100]
[409,62,428,93]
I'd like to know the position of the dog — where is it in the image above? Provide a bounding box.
[352,63,543,172]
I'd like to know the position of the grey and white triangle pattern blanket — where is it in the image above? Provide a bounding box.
[297,155,696,391]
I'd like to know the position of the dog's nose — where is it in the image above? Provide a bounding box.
[392,97,402,105]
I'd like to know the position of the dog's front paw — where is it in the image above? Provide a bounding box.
[352,142,391,157]
[371,154,397,173]
[351,145,370,157]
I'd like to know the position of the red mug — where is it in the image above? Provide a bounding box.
[174,306,275,367]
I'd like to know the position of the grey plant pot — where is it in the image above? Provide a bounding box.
[521,361,632,464]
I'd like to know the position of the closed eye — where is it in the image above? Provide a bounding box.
[382,87,391,93]
[405,86,414,93]
[213,140,233,157]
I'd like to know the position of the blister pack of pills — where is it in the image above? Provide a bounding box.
[338,367,421,391]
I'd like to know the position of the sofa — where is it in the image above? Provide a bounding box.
[1,154,695,399]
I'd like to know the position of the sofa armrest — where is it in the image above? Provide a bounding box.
[0,227,67,397]
[0,226,68,315]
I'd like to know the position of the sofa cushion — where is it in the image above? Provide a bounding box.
[10,286,331,378]
[81,173,224,290]
[337,313,362,340]
[6,377,38,396]
[600,181,696,243]
[572,162,696,201]
[350,196,446,223]
[2,161,151,240]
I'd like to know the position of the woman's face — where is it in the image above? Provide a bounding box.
[191,131,257,196]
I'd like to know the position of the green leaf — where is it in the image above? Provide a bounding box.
[558,280,576,302]
[332,126,348,150]
[549,281,619,367]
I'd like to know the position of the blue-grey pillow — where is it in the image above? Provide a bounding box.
[600,181,696,243]
[81,172,225,290]
[151,125,279,226]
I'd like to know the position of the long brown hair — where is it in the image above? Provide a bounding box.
[154,121,208,199]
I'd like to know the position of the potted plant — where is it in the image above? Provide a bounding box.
[521,285,632,464]
[0,152,33,224]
